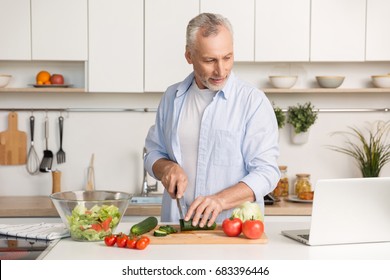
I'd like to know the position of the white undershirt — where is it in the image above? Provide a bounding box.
[178,81,216,206]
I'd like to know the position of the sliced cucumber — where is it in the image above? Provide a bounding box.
[153,230,168,237]
[179,219,217,231]
[158,225,177,234]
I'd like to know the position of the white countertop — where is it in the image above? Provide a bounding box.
[41,216,390,260]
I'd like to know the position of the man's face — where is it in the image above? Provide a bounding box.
[185,26,234,91]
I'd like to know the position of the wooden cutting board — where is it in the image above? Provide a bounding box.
[145,225,268,244]
[0,112,27,165]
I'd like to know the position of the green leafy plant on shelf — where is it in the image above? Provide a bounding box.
[287,102,318,134]
[328,121,390,177]
[273,104,286,129]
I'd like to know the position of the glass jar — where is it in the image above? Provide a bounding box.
[273,166,289,198]
[294,173,312,195]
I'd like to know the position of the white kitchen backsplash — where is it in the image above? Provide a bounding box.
[0,62,389,196]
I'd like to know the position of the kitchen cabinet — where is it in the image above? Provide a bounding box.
[366,0,390,61]
[255,0,310,62]
[200,0,255,62]
[31,0,87,61]
[0,0,87,61]
[0,0,31,60]
[144,0,199,92]
[310,0,366,61]
[88,0,143,92]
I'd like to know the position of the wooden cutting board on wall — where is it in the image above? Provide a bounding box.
[0,112,27,165]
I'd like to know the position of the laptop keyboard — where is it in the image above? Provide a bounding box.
[298,234,310,241]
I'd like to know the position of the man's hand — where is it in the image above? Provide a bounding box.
[152,159,188,198]
[185,195,224,228]
[185,182,255,228]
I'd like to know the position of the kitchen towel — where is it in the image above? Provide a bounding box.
[0,223,70,240]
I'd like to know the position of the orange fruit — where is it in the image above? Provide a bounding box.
[43,80,51,85]
[37,80,43,85]
[36,71,51,83]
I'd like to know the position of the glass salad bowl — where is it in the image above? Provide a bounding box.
[50,190,132,241]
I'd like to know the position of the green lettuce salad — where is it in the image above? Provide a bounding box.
[67,204,121,241]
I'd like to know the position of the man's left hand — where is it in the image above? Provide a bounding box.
[185,195,223,228]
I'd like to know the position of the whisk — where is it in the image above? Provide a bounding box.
[26,116,40,175]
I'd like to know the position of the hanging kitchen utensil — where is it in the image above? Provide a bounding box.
[39,116,53,172]
[85,153,95,191]
[26,116,40,175]
[0,112,27,165]
[56,116,65,164]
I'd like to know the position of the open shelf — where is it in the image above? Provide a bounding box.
[1,87,389,94]
[263,88,390,94]
[0,87,85,93]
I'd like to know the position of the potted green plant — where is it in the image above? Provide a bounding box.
[273,104,286,129]
[287,102,318,144]
[328,121,390,177]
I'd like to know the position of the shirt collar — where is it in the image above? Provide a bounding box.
[175,71,236,100]
[218,71,235,100]
[176,73,195,97]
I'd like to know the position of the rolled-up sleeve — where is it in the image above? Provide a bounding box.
[240,91,281,201]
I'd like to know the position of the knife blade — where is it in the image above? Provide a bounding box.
[176,197,184,220]
[176,196,186,220]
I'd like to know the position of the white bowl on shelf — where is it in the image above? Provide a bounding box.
[316,76,345,88]
[0,75,12,88]
[371,75,390,88]
[269,76,298,89]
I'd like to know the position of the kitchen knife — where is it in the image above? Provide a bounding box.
[176,196,186,220]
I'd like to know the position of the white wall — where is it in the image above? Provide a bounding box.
[0,61,389,196]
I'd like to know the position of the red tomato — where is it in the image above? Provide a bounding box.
[139,236,150,245]
[116,234,129,248]
[242,219,264,239]
[91,223,103,232]
[136,238,148,250]
[222,217,242,237]
[101,216,112,231]
[104,235,117,246]
[126,237,138,249]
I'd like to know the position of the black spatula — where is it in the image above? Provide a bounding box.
[39,116,53,172]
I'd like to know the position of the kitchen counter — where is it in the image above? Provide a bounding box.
[0,196,312,217]
[41,216,390,260]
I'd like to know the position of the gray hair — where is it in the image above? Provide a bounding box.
[186,13,233,52]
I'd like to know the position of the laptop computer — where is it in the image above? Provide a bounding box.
[282,177,390,246]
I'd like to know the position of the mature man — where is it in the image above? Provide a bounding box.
[144,13,280,227]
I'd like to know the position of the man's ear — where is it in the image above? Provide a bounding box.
[185,46,193,64]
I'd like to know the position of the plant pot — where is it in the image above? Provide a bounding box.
[290,128,310,145]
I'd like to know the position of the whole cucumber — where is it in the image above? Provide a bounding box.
[130,216,158,236]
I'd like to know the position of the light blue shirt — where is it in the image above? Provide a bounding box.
[144,72,280,222]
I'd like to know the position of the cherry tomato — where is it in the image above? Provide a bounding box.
[135,238,148,250]
[222,217,242,237]
[242,218,264,239]
[126,237,138,249]
[139,236,150,245]
[116,233,129,248]
[104,235,117,246]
